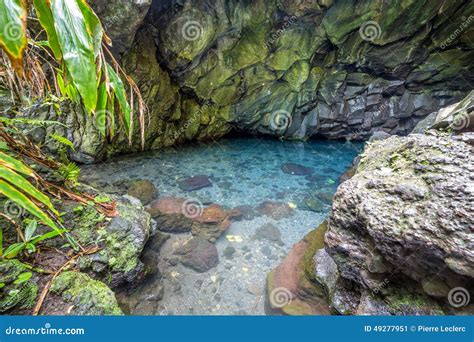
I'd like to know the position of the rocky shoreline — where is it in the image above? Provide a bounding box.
[266,94,474,315]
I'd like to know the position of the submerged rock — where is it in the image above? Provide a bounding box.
[256,201,294,220]
[175,238,219,273]
[148,197,194,233]
[127,179,158,205]
[254,223,284,246]
[281,163,314,176]
[178,175,212,191]
[191,204,231,242]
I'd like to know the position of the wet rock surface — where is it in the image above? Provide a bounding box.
[191,204,231,242]
[110,0,473,156]
[127,179,158,205]
[178,175,213,191]
[281,163,314,176]
[148,197,194,233]
[175,237,219,273]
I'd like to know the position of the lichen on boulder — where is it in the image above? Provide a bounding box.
[50,271,123,315]
[0,260,38,313]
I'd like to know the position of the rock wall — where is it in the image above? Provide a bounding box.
[116,0,474,151]
[15,0,474,161]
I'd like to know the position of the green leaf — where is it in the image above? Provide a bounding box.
[30,229,65,244]
[94,194,110,203]
[3,242,25,259]
[106,63,131,133]
[0,227,3,257]
[0,142,9,151]
[0,180,61,234]
[0,166,59,216]
[13,271,32,284]
[96,81,108,136]
[48,133,75,151]
[33,0,62,60]
[24,219,38,241]
[0,0,27,72]
[58,162,80,183]
[0,283,5,289]
[51,0,97,113]
[77,0,103,58]
[25,243,36,253]
[0,151,34,177]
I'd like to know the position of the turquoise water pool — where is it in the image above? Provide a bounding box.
[81,137,363,315]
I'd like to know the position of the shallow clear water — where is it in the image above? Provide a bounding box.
[81,137,363,315]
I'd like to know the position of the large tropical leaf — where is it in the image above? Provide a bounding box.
[0,166,59,216]
[33,0,62,60]
[51,0,97,113]
[107,63,131,133]
[0,151,34,177]
[77,0,103,58]
[0,0,27,72]
[0,180,61,234]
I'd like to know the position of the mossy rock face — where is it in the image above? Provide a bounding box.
[325,132,474,315]
[65,190,151,288]
[17,0,474,161]
[0,260,38,313]
[50,271,123,315]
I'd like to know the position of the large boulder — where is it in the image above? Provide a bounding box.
[324,131,474,314]
[71,194,152,288]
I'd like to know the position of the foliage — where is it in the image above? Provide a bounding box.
[0,150,62,234]
[0,0,146,146]
[1,219,65,259]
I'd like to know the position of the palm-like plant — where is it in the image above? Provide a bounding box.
[0,0,131,258]
[0,0,145,144]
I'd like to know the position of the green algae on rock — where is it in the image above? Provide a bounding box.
[50,271,123,315]
[0,260,38,313]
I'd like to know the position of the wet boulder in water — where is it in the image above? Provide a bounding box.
[127,179,158,205]
[147,197,193,233]
[254,223,284,246]
[191,204,231,242]
[178,175,212,191]
[256,201,294,220]
[281,163,314,176]
[175,237,219,273]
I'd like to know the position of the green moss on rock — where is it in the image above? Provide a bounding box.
[0,260,38,313]
[51,271,123,315]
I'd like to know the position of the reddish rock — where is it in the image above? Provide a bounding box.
[266,222,331,315]
[192,204,231,242]
[257,201,294,220]
[147,197,193,233]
